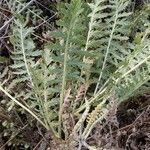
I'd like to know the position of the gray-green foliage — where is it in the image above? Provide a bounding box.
[10,20,40,83]
[0,0,150,148]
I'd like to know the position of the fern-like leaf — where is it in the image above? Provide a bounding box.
[10,20,41,84]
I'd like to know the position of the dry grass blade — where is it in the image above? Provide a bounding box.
[0,0,35,33]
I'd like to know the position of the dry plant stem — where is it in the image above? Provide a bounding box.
[0,6,11,13]
[33,138,43,150]
[33,12,57,29]
[0,85,48,130]
[35,0,55,14]
[0,17,13,33]
[32,33,49,42]
[0,0,35,32]
[16,0,53,29]
[0,11,9,19]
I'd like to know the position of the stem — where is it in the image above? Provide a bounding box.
[83,1,98,63]
[0,85,48,129]
[33,80,50,130]
[58,28,71,136]
[75,87,107,114]
[84,6,95,52]
[20,26,34,87]
[94,9,118,95]
[121,53,150,79]
[43,65,55,132]
[82,100,106,139]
